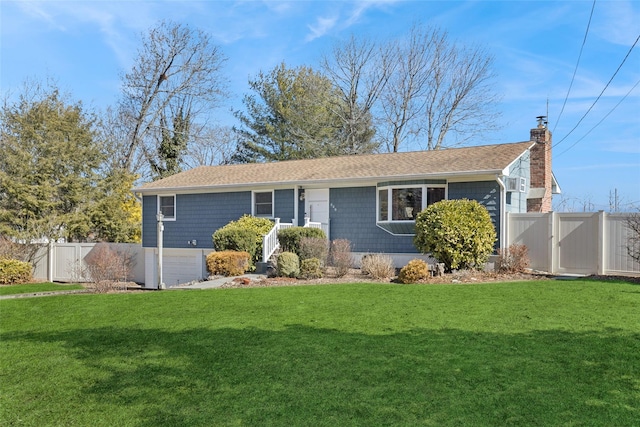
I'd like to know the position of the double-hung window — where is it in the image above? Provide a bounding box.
[253,191,273,217]
[158,195,176,220]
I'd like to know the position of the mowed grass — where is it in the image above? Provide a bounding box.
[0,282,84,296]
[1,279,639,426]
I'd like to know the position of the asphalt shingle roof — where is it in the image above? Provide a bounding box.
[136,141,534,193]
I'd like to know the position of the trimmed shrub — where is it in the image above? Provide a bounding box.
[213,215,274,267]
[277,252,299,278]
[206,251,250,277]
[0,258,32,284]
[329,239,353,277]
[213,227,256,257]
[299,237,329,265]
[278,227,326,258]
[398,259,429,284]
[299,258,323,279]
[496,244,530,273]
[361,253,396,280]
[414,199,496,272]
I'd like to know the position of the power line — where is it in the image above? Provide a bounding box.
[553,0,596,134]
[553,33,640,149]
[556,77,640,158]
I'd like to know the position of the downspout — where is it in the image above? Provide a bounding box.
[495,175,506,250]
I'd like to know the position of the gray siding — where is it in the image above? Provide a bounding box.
[143,180,504,252]
[143,192,252,248]
[330,187,416,253]
[448,181,501,247]
[142,196,158,247]
[506,151,530,213]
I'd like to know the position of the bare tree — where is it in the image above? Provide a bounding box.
[380,24,439,152]
[423,36,500,150]
[320,35,395,154]
[381,24,501,152]
[627,210,640,263]
[118,20,227,177]
[183,125,237,167]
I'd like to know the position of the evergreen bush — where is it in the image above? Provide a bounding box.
[397,259,429,284]
[206,251,250,277]
[414,199,496,272]
[277,252,299,278]
[299,258,323,279]
[213,215,274,267]
[0,258,33,284]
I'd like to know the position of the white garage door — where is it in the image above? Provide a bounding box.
[163,254,199,287]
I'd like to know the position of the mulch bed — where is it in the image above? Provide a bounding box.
[217,268,556,289]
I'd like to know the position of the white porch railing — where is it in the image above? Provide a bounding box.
[262,219,293,262]
[261,217,327,262]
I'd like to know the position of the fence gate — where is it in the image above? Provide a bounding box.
[52,243,96,282]
[555,214,600,275]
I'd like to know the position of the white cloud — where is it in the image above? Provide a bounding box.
[595,0,640,46]
[15,2,67,31]
[306,15,338,41]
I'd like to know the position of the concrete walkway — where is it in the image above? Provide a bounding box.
[171,274,267,290]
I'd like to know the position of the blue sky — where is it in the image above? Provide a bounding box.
[1,0,639,211]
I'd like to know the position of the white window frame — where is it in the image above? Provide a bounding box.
[157,194,176,221]
[376,184,447,224]
[519,177,527,193]
[252,190,274,218]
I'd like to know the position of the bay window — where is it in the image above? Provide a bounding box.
[378,185,445,223]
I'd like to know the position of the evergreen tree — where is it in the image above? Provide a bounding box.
[0,82,140,242]
[232,63,377,163]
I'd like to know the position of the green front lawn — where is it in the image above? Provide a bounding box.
[1,280,638,426]
[0,282,84,296]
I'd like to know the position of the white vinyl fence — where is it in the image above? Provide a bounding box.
[32,243,145,283]
[506,212,640,276]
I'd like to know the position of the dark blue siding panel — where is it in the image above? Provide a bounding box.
[330,187,416,253]
[297,191,306,226]
[274,189,294,222]
[143,192,252,248]
[448,181,501,247]
[143,181,503,252]
[142,196,158,248]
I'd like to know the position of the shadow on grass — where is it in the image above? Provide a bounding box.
[3,325,639,426]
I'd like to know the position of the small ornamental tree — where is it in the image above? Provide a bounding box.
[413,199,496,272]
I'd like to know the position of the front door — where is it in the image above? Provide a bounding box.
[305,189,330,238]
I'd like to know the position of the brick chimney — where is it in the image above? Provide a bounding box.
[527,116,552,212]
